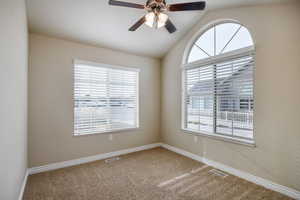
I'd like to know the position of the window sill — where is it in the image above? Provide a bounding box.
[182,129,256,148]
[73,127,140,137]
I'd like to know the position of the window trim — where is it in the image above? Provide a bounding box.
[73,59,140,136]
[181,41,256,146]
[183,46,255,69]
[182,128,256,147]
[74,59,140,72]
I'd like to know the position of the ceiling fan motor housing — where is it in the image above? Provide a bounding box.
[146,0,167,13]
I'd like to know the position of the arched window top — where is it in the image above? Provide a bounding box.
[187,22,254,64]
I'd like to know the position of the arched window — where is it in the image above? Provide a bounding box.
[187,23,254,63]
[182,21,255,145]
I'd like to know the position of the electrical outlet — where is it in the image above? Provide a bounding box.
[109,134,113,141]
[194,136,198,143]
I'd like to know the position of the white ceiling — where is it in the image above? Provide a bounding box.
[26,0,288,58]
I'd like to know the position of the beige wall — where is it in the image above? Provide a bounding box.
[0,0,28,199]
[162,2,300,191]
[28,34,161,167]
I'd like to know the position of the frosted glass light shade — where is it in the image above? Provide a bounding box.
[145,12,155,28]
[157,13,168,28]
[145,12,168,28]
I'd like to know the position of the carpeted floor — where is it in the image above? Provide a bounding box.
[23,147,293,200]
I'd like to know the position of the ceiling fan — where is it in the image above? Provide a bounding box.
[108,0,206,33]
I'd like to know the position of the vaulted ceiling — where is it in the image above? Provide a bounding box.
[26,0,287,58]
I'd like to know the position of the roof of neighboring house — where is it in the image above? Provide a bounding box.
[189,61,253,96]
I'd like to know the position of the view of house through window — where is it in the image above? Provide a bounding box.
[74,61,139,136]
[183,22,254,142]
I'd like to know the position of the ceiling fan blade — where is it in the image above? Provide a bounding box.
[168,1,206,11]
[165,19,177,34]
[129,16,146,31]
[109,0,144,9]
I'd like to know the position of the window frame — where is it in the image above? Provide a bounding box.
[73,59,140,136]
[181,22,256,147]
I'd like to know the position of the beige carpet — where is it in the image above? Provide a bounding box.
[23,147,293,200]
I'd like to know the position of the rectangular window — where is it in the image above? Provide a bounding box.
[183,53,254,144]
[74,60,139,136]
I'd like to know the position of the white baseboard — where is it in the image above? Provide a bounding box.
[161,143,300,200]
[18,169,29,200]
[29,143,161,175]
[161,143,204,163]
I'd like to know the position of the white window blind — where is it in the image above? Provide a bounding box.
[183,53,254,141]
[74,61,139,136]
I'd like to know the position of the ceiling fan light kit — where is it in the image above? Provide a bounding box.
[145,12,168,28]
[108,0,206,33]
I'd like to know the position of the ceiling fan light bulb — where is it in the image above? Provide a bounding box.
[157,13,168,28]
[145,12,155,28]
